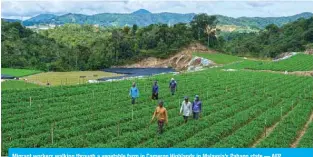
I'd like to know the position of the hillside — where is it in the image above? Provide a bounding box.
[1,20,81,71]
[2,18,22,23]
[21,10,313,28]
[1,19,196,71]
[217,12,313,28]
[222,17,313,57]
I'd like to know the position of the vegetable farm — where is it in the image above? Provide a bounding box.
[2,68,313,154]
[1,80,41,90]
[225,54,313,72]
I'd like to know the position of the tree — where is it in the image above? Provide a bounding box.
[132,24,138,36]
[123,26,130,35]
[265,24,280,34]
[190,14,218,47]
[112,29,123,63]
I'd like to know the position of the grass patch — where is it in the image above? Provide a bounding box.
[193,52,243,64]
[224,54,313,72]
[24,71,122,86]
[1,80,40,90]
[1,68,42,77]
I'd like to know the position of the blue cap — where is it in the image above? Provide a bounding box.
[195,95,199,98]
[184,96,188,100]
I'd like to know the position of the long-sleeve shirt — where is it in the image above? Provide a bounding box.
[192,100,202,113]
[129,87,139,98]
[152,85,159,94]
[152,106,168,122]
[180,101,192,116]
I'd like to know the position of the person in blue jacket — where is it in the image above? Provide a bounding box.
[129,82,139,104]
[152,81,159,100]
[192,95,202,120]
[169,78,177,95]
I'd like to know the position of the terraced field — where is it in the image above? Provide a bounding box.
[2,68,313,154]
[225,54,313,72]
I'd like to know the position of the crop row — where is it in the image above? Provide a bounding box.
[223,54,313,72]
[256,100,313,147]
[2,69,313,155]
[212,98,296,147]
[297,119,313,148]
[1,73,254,151]
[2,77,260,151]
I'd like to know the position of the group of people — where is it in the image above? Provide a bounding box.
[129,78,202,134]
[129,78,177,104]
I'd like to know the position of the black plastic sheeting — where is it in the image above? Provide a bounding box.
[1,74,16,79]
[98,68,175,81]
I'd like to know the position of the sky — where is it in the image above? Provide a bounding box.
[1,0,313,20]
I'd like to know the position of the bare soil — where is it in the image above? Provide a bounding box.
[305,49,313,55]
[287,71,313,77]
[274,52,296,60]
[245,69,313,77]
[118,43,216,71]
[290,111,313,148]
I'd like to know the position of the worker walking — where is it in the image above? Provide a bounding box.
[129,82,139,104]
[169,78,177,95]
[151,81,159,100]
[151,100,168,134]
[192,95,202,120]
[180,96,192,123]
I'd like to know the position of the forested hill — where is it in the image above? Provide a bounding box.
[217,12,313,28]
[8,10,313,29]
[222,17,313,57]
[2,18,22,23]
[1,19,196,71]
[1,21,74,71]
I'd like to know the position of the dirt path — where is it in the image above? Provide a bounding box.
[244,69,313,77]
[290,111,313,148]
[251,105,295,147]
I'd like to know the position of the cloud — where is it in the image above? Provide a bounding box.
[1,0,313,20]
[246,2,273,8]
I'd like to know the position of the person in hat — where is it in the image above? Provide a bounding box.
[129,82,139,104]
[151,80,159,100]
[180,96,192,123]
[192,95,202,120]
[169,78,177,95]
[151,100,168,134]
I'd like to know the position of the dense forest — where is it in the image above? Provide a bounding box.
[2,14,313,71]
[1,14,219,71]
[222,17,313,57]
[1,21,74,71]
[18,9,312,29]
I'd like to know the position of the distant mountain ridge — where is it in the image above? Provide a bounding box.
[2,18,22,23]
[132,9,151,15]
[5,10,313,28]
[217,12,313,28]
